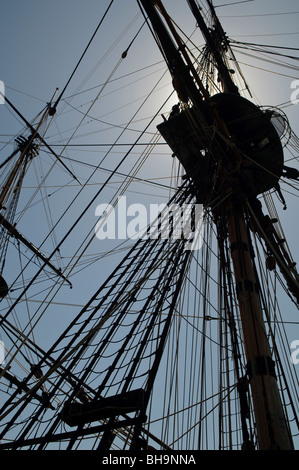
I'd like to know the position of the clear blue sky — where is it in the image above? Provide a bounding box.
[0,0,298,341]
[1,0,298,365]
[0,0,298,449]
[1,0,298,297]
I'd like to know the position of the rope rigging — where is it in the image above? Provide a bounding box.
[0,0,299,451]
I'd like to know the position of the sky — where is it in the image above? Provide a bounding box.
[1,0,297,324]
[0,0,299,449]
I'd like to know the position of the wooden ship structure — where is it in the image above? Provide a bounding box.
[0,0,298,450]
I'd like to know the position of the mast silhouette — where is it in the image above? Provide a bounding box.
[0,92,72,289]
[0,0,298,451]
[138,0,294,449]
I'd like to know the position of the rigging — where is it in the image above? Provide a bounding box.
[0,0,298,451]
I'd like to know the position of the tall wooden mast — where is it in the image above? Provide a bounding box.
[138,0,294,449]
[0,92,72,288]
[224,197,293,449]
